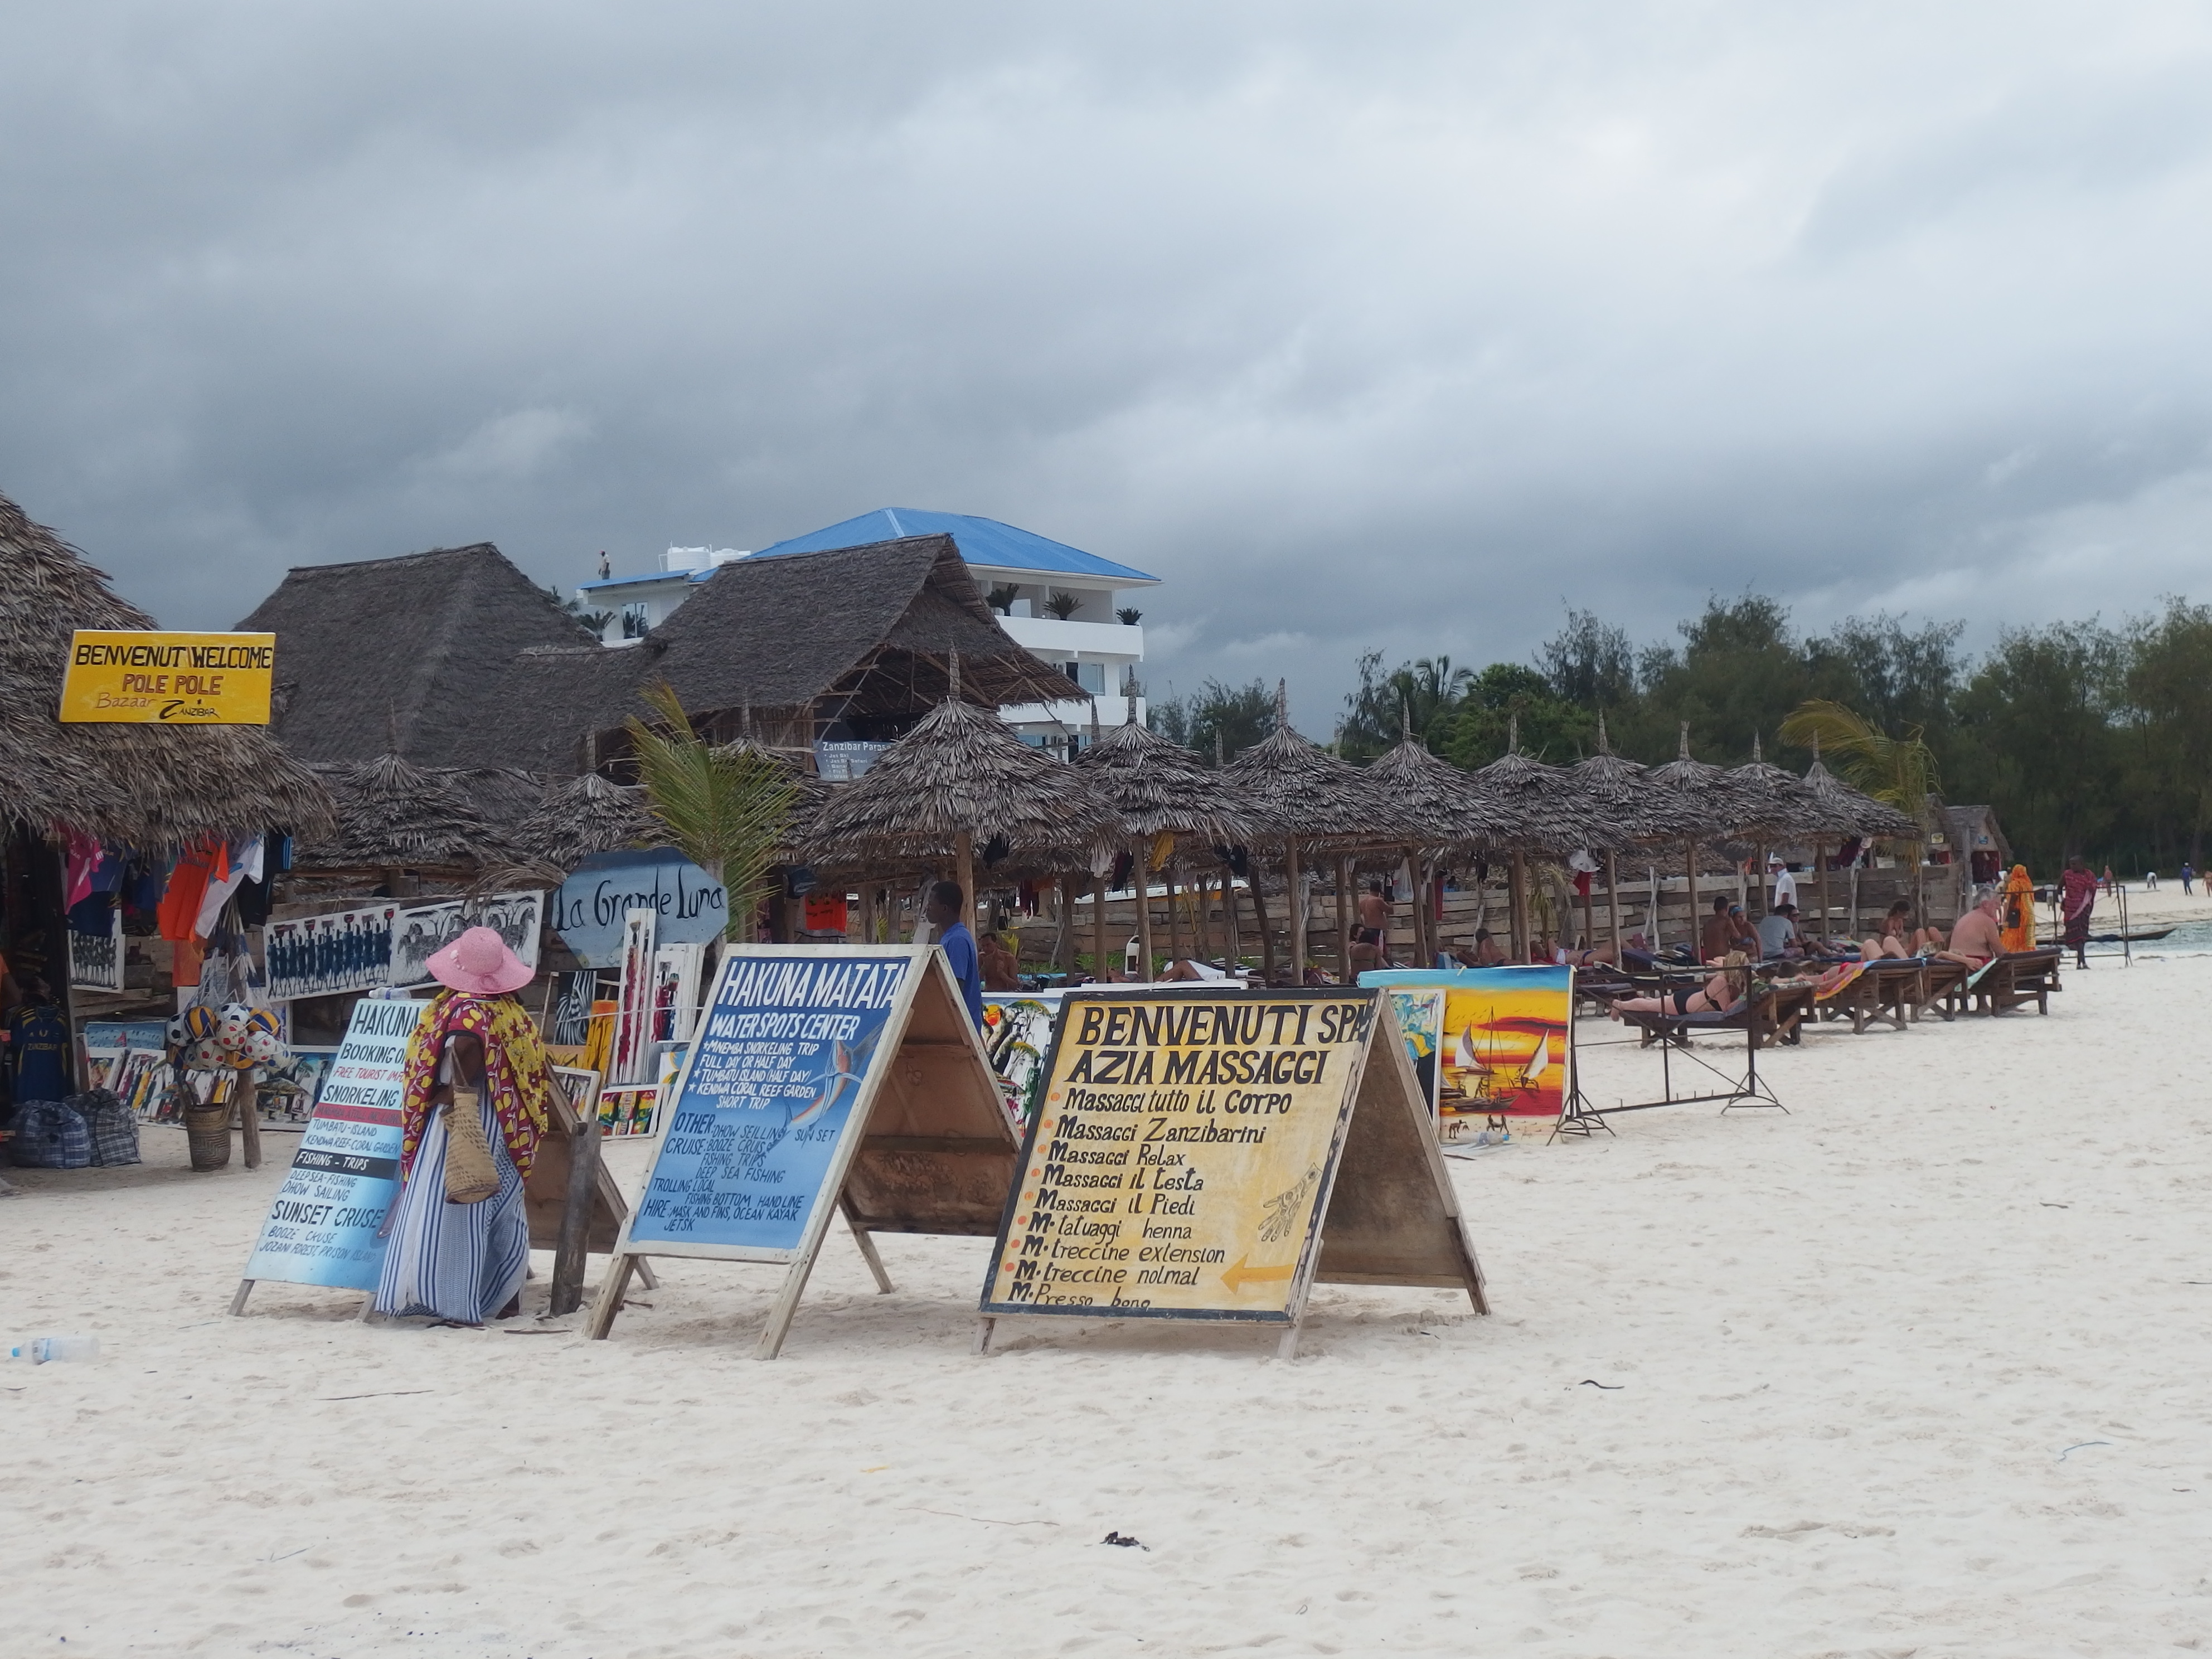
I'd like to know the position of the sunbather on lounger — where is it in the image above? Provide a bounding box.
[1607,958,1743,1020]
[1937,891,2004,968]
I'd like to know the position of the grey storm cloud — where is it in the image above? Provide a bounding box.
[6,3,2212,726]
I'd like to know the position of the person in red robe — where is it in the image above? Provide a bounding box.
[2060,857,2099,968]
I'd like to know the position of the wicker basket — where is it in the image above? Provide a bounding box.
[183,1103,232,1171]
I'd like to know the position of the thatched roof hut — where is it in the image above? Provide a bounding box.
[240,532,1085,777]
[1073,710,1253,845]
[1364,712,1515,847]
[507,772,658,874]
[1647,724,1740,831]
[1565,717,1705,846]
[1466,725,1620,855]
[1222,685,1422,846]
[1723,735,1830,841]
[237,541,600,770]
[0,492,331,846]
[292,754,518,877]
[806,673,1120,892]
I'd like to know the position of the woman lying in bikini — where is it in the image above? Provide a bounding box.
[1606,959,1744,1020]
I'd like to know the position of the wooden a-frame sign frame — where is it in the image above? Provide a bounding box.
[975,993,1488,1361]
[585,944,1020,1357]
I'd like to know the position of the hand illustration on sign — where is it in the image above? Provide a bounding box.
[1258,1165,1321,1243]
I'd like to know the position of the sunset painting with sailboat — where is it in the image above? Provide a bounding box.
[1364,966,1575,1132]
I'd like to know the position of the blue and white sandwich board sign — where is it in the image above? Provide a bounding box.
[586,944,1018,1357]
[230,998,428,1313]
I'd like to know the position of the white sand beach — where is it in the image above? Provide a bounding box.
[8,950,2211,1657]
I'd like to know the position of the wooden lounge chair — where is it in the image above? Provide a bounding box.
[1965,947,2064,1016]
[1813,957,1923,1034]
[1912,959,1971,1021]
[1605,989,1786,1113]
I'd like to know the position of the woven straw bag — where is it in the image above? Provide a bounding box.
[440,1089,500,1204]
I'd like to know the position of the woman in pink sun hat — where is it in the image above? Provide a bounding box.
[373,926,554,1326]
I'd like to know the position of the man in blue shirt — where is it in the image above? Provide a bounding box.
[925,880,984,1029]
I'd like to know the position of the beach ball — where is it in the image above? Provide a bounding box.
[166,1016,191,1051]
[245,1029,284,1066]
[181,1005,218,1042]
[245,1008,282,1042]
[186,1037,227,1071]
[217,1002,252,1050]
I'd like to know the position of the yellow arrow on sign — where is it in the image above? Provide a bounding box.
[1220,1255,1295,1293]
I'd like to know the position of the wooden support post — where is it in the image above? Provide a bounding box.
[582,1251,638,1340]
[1165,861,1183,969]
[549,1117,601,1317]
[1092,874,1109,981]
[1224,867,1244,970]
[1815,844,1830,943]
[858,883,877,945]
[228,1279,254,1316]
[955,830,976,937]
[841,1194,894,1294]
[1605,852,1623,953]
[1058,876,1079,977]
[1194,868,1212,964]
[1133,841,1154,982]
[1251,867,1275,982]
[1286,838,1307,980]
[1685,842,1700,961]
[1509,851,1529,962]
[1335,853,1354,979]
[236,1081,262,1171]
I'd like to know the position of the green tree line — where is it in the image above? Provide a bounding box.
[1152,595,2212,876]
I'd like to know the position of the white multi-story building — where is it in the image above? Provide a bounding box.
[575,508,1160,741]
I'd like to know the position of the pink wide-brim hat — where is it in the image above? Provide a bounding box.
[427,925,535,995]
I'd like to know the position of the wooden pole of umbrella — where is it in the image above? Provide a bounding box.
[1335,853,1354,979]
[1132,838,1154,982]
[1285,838,1306,981]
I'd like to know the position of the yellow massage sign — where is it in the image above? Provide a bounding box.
[59,631,275,725]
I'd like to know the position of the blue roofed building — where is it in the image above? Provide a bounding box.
[575,508,1160,741]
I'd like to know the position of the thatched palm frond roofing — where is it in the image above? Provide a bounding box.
[1646,723,1742,840]
[1364,712,1516,846]
[1566,716,1705,846]
[508,772,659,873]
[806,681,1120,872]
[0,493,333,847]
[630,535,1079,725]
[1467,727,1622,854]
[1222,683,1424,845]
[1801,746,1919,840]
[295,754,518,872]
[237,542,600,768]
[1724,735,1831,840]
[1073,710,1255,845]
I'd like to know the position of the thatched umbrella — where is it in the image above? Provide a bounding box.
[1568,715,1706,954]
[294,754,520,883]
[1466,718,1622,959]
[1798,738,1919,941]
[0,492,332,847]
[806,657,1119,939]
[1224,683,1419,980]
[1074,706,1254,980]
[502,772,659,881]
[1722,734,1831,919]
[1365,708,1514,966]
[1646,724,1745,956]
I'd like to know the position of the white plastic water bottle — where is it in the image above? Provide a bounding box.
[8,1335,99,1363]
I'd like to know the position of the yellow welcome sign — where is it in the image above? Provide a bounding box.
[59,631,276,725]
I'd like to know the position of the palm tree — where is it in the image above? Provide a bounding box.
[1779,698,1941,912]
[624,682,800,942]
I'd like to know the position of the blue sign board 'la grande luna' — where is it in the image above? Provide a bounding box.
[625,951,910,1255]
[239,998,428,1296]
[550,848,727,968]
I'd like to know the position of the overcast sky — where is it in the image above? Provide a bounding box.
[6,4,2211,727]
